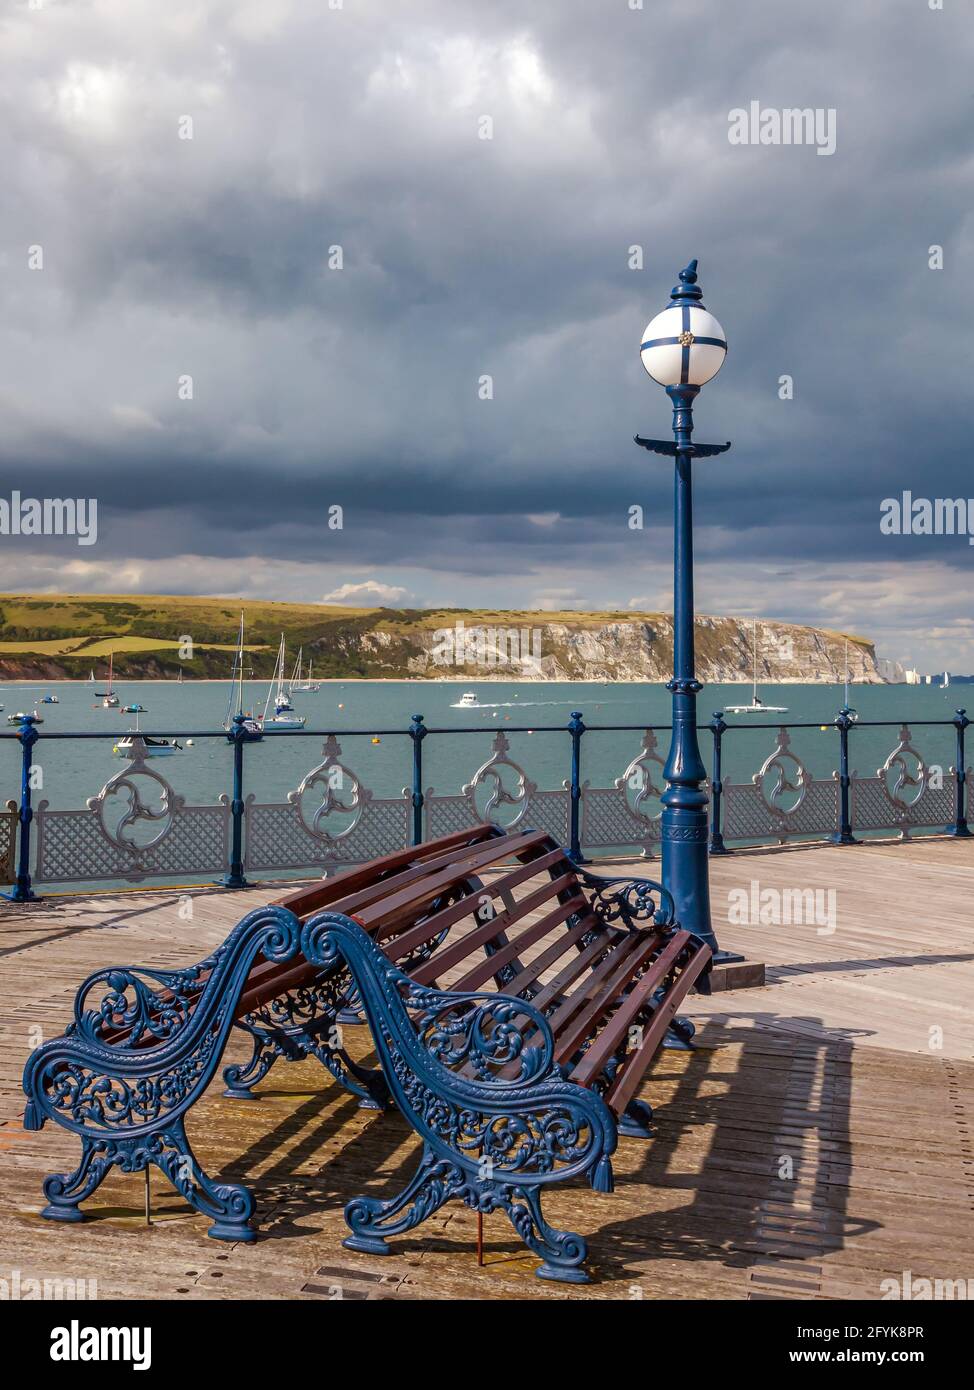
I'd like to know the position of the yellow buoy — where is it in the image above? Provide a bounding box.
[371,736,380,744]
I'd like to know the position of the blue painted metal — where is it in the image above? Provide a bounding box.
[567,709,585,864]
[409,712,426,847]
[299,910,616,1282]
[23,905,304,1239]
[3,713,40,903]
[635,261,728,955]
[222,974,389,1109]
[223,714,250,888]
[831,705,860,845]
[708,711,729,855]
[948,708,971,837]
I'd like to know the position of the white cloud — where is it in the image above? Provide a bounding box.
[322,580,412,605]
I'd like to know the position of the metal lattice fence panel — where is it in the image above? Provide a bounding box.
[34,802,229,884]
[244,797,410,871]
[243,736,411,871]
[0,805,16,884]
[849,726,967,835]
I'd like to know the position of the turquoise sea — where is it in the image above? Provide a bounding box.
[0,677,964,814]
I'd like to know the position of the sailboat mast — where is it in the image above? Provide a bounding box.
[237,611,245,715]
[752,621,757,702]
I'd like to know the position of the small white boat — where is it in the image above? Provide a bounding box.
[8,710,43,724]
[291,649,320,693]
[97,652,120,708]
[39,693,59,704]
[114,735,183,758]
[452,691,481,709]
[726,621,788,715]
[258,633,306,732]
[261,713,307,732]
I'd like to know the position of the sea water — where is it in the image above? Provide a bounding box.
[0,678,962,815]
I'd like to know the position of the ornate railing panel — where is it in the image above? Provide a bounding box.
[243,735,411,872]
[581,729,666,857]
[850,725,966,837]
[33,740,230,885]
[0,803,16,884]
[425,731,570,844]
[722,727,839,844]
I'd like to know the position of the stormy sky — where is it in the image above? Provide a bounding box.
[0,0,971,670]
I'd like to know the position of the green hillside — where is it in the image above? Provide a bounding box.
[0,593,875,682]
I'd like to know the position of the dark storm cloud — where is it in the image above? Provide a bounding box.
[0,0,971,662]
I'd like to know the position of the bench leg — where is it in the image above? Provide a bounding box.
[40,1138,115,1223]
[662,1016,696,1051]
[343,1144,454,1256]
[505,1185,589,1284]
[39,1120,256,1242]
[223,1032,280,1099]
[617,1099,655,1139]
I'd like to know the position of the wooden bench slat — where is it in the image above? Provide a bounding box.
[447,893,589,994]
[403,858,574,983]
[498,915,606,1000]
[604,943,711,1113]
[551,933,666,1066]
[272,824,500,917]
[569,931,691,1087]
[353,829,553,929]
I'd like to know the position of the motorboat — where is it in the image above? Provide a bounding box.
[7,710,42,724]
[114,735,183,758]
[452,692,481,709]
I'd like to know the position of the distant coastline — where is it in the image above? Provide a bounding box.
[0,591,887,684]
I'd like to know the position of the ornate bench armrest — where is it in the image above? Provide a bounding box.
[301,911,556,1087]
[300,911,616,1194]
[24,906,302,1134]
[576,867,677,931]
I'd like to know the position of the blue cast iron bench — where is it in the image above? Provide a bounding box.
[23,824,711,1283]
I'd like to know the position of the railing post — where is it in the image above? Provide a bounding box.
[831,705,859,846]
[5,714,40,902]
[223,714,250,888]
[948,708,971,838]
[409,713,426,846]
[567,710,586,864]
[708,711,729,855]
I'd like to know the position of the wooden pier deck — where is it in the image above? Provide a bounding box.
[1,836,972,1300]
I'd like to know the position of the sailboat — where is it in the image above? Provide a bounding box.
[96,652,120,708]
[726,621,788,715]
[843,639,860,722]
[260,634,306,731]
[291,648,320,693]
[223,612,262,736]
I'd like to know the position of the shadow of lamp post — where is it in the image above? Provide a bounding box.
[635,259,739,961]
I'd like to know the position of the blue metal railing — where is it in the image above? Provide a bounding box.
[0,706,969,902]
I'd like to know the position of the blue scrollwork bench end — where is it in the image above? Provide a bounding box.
[300,910,617,1284]
[23,905,302,1241]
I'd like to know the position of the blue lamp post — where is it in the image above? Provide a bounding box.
[635,260,730,954]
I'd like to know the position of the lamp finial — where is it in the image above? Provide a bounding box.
[670,259,703,304]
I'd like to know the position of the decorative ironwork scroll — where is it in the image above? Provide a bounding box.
[850,725,960,837]
[244,736,410,872]
[723,728,838,844]
[425,731,569,844]
[581,729,666,858]
[33,739,230,884]
[0,802,16,884]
